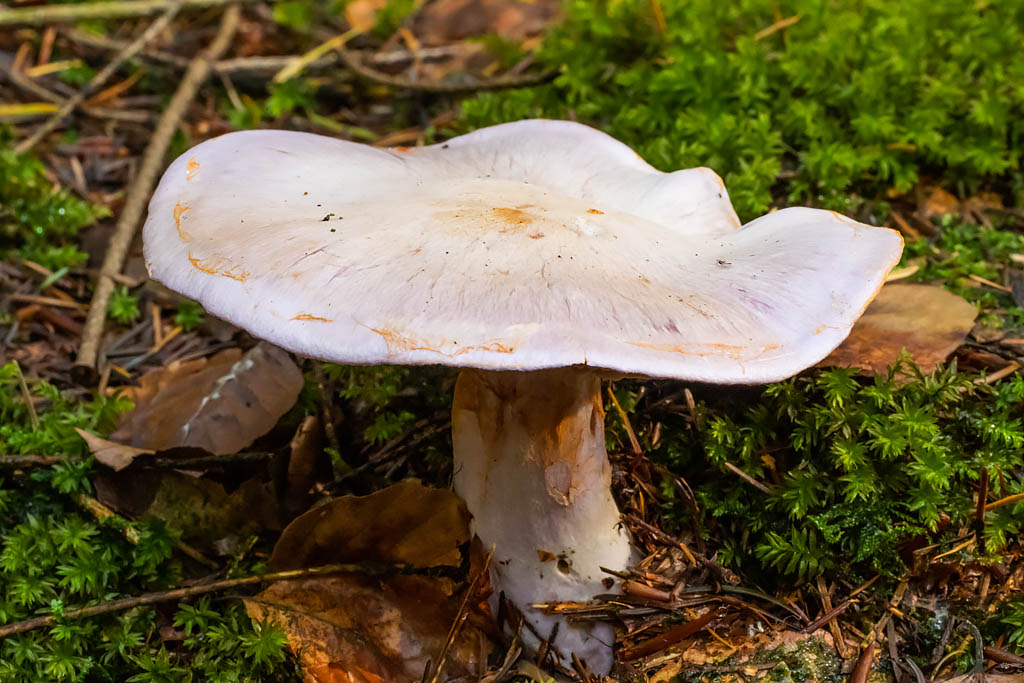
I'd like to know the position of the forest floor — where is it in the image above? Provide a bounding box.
[1,1,1023,682]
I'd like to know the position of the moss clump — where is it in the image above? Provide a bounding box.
[0,134,109,270]
[460,0,1024,219]
[612,359,1024,583]
[0,364,299,681]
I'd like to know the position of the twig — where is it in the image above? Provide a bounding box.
[336,48,558,93]
[75,5,240,375]
[426,546,494,683]
[753,14,802,40]
[15,1,186,155]
[0,0,253,26]
[848,643,876,683]
[722,461,772,493]
[73,493,217,568]
[0,562,395,639]
[11,360,40,429]
[607,385,642,456]
[619,607,722,661]
[273,29,359,83]
[0,455,63,468]
[816,576,848,658]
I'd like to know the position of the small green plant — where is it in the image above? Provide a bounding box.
[173,300,205,332]
[0,133,108,270]
[107,286,141,325]
[1003,600,1024,651]
[460,0,1024,219]
[904,216,1024,323]
[627,359,1024,582]
[0,363,299,680]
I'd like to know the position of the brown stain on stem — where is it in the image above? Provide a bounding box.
[174,203,192,242]
[454,368,606,506]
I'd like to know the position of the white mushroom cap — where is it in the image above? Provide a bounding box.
[144,120,902,384]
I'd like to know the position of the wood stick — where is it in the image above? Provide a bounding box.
[0,562,398,639]
[75,5,240,375]
[16,1,185,155]
[0,0,254,26]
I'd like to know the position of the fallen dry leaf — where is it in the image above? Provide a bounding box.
[922,186,960,219]
[283,415,326,519]
[345,0,387,33]
[821,284,977,375]
[245,574,487,683]
[111,342,302,454]
[76,428,153,471]
[270,479,470,571]
[412,0,561,45]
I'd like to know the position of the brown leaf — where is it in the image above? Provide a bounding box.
[921,186,960,219]
[111,342,303,455]
[412,0,561,45]
[345,0,387,33]
[820,284,977,375]
[245,574,487,683]
[76,428,153,471]
[270,479,470,571]
[283,415,326,519]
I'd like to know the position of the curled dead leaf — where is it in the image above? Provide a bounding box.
[111,342,302,455]
[820,284,977,375]
[76,428,153,471]
[245,574,488,683]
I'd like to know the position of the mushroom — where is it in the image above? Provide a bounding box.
[143,120,903,673]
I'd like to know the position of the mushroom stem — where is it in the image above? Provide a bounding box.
[452,367,634,674]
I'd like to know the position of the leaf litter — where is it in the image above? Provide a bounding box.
[247,480,489,683]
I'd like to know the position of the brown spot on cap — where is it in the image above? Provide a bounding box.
[492,207,534,227]
[586,208,604,215]
[393,146,412,153]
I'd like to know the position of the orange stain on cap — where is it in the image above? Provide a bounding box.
[173,203,192,242]
[626,340,779,361]
[367,325,515,358]
[586,208,605,215]
[185,157,199,181]
[291,313,331,322]
[188,253,249,281]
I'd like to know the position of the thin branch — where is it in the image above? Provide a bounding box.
[73,493,218,569]
[0,455,61,468]
[426,546,493,683]
[75,5,241,374]
[336,48,558,93]
[0,0,254,26]
[0,562,400,639]
[16,1,186,155]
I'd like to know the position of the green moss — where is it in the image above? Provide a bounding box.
[0,363,300,681]
[0,133,108,270]
[459,0,1024,219]
[613,359,1024,583]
